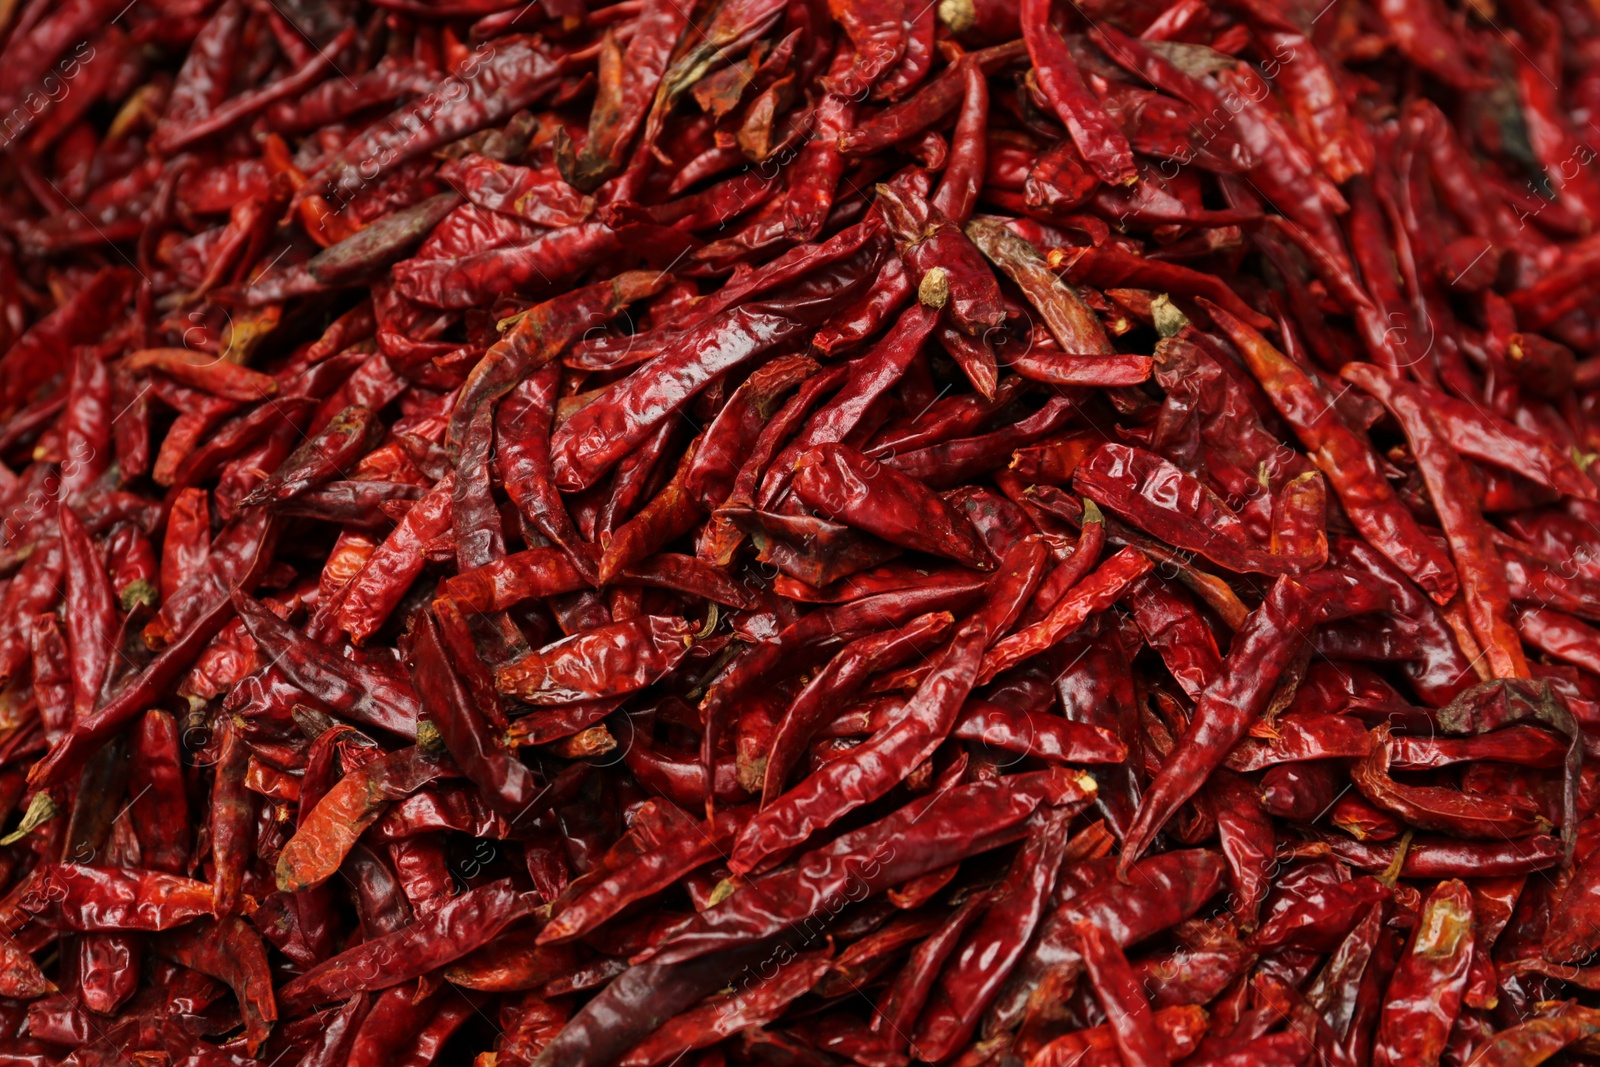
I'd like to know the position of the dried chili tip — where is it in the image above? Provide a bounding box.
[919,267,951,309]
[119,579,159,612]
[1245,717,1284,742]
[0,791,58,845]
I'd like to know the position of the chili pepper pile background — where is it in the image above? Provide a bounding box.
[11,0,1600,1063]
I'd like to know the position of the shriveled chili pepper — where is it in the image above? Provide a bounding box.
[234,593,420,738]
[993,849,1227,1039]
[549,304,819,492]
[1369,878,1474,1067]
[280,879,530,1010]
[967,216,1113,355]
[792,442,991,569]
[276,741,451,892]
[1121,576,1327,868]
[413,602,543,821]
[977,546,1153,684]
[912,809,1074,1060]
[495,614,695,704]
[729,617,990,873]
[331,473,454,645]
[762,609,953,804]
[1206,303,1459,605]
[1021,0,1135,185]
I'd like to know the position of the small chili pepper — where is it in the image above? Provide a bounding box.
[792,443,991,569]
[912,810,1075,1060]
[413,603,543,820]
[154,916,276,1053]
[496,615,696,704]
[279,879,531,1010]
[729,617,989,873]
[276,741,451,893]
[1206,304,1458,605]
[332,474,454,646]
[1021,0,1136,185]
[234,594,420,738]
[762,609,953,804]
[1370,879,1474,1067]
[549,305,817,492]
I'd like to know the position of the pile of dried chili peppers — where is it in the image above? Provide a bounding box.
[9,0,1600,1063]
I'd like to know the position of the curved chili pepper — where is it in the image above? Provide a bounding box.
[792,443,991,568]
[496,615,695,704]
[876,183,1006,340]
[234,593,420,737]
[912,810,1074,1060]
[559,0,688,191]
[990,849,1226,1038]
[977,546,1152,684]
[279,879,531,1010]
[762,609,953,804]
[155,916,276,1053]
[1357,725,1549,843]
[1021,0,1136,185]
[1206,303,1458,605]
[1075,443,1323,576]
[414,604,543,820]
[728,617,988,873]
[276,743,451,892]
[968,216,1113,355]
[1369,879,1473,1067]
[1119,575,1327,869]
[550,305,814,492]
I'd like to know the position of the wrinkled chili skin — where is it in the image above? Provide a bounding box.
[494,615,695,704]
[727,617,991,874]
[1370,879,1474,1067]
[792,443,992,569]
[1120,575,1329,869]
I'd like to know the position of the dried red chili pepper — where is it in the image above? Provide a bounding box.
[729,617,991,873]
[495,614,695,704]
[792,444,987,570]
[1369,879,1474,1067]
[1021,0,1135,186]
[276,742,451,892]
[1206,304,1459,605]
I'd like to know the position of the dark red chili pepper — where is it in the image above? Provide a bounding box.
[495,615,695,704]
[1121,576,1328,868]
[876,182,1006,344]
[234,593,421,738]
[549,305,817,492]
[1021,0,1136,185]
[415,601,543,820]
[792,443,992,569]
[1205,303,1459,604]
[728,617,990,873]
[762,609,953,804]
[912,810,1074,1059]
[1369,879,1474,1067]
